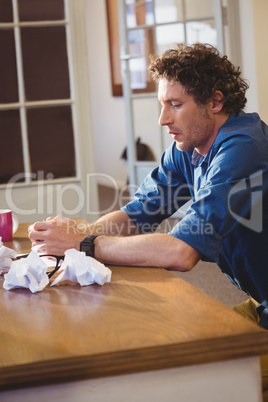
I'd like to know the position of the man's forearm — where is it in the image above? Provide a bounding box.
[28,211,201,270]
[86,210,138,237]
[94,232,201,271]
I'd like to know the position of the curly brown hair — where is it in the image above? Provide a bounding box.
[149,43,249,113]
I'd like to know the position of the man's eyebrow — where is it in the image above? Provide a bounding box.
[159,97,182,103]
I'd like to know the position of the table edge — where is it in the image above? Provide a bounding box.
[1,330,268,391]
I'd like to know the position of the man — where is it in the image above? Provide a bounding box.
[29,43,268,397]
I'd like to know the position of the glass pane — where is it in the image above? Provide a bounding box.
[18,0,65,21]
[0,29,19,103]
[21,26,70,101]
[156,23,185,55]
[0,0,13,22]
[128,28,156,93]
[0,110,24,184]
[155,0,183,24]
[186,20,217,46]
[185,0,214,20]
[126,0,154,28]
[27,106,76,180]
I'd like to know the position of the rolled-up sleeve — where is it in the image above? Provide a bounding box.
[169,209,222,262]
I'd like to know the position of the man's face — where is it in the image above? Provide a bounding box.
[158,78,216,155]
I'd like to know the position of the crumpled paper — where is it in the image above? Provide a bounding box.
[51,248,112,287]
[0,237,17,274]
[1,239,112,292]
[3,250,49,293]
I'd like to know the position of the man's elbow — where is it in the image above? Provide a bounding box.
[164,241,202,272]
[170,258,197,272]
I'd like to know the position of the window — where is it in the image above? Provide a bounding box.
[107,0,217,96]
[0,0,76,184]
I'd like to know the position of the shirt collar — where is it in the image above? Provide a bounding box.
[191,149,204,167]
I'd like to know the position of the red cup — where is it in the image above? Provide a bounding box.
[0,209,19,242]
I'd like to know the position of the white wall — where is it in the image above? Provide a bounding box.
[86,0,262,187]
[238,0,259,115]
[251,0,268,122]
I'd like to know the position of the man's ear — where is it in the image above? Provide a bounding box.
[211,90,224,113]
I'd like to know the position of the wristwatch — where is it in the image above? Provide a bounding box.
[80,235,98,257]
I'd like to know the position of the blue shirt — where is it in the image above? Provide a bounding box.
[122,112,268,329]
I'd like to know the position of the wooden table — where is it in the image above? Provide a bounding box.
[0,224,268,401]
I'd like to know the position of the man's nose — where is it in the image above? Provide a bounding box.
[158,106,172,126]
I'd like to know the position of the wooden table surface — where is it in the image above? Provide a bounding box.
[1,224,268,391]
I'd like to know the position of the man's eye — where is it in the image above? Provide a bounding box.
[171,103,181,108]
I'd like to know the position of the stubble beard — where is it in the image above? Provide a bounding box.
[174,106,214,154]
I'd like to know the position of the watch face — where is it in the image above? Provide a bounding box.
[80,243,93,256]
[80,235,97,257]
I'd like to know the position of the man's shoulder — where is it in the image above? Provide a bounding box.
[215,112,268,150]
[220,112,267,136]
[206,112,268,180]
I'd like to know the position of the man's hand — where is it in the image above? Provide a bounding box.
[28,216,88,255]
[28,210,135,256]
